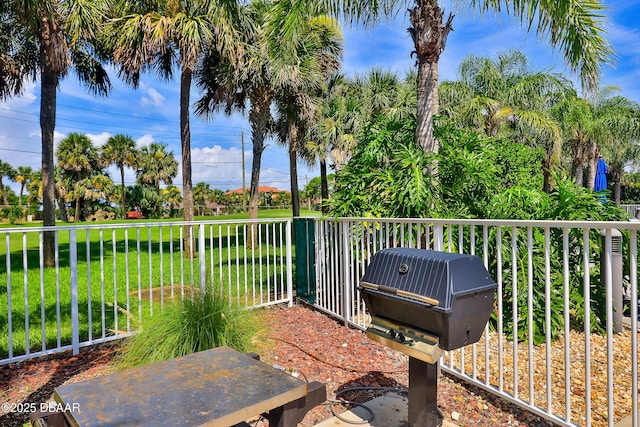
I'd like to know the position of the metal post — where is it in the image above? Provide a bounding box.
[409,357,441,427]
[69,229,80,355]
[600,228,623,333]
[285,220,294,307]
[199,224,206,290]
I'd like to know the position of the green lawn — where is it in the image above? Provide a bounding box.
[0,209,317,360]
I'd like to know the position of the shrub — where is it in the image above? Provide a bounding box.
[116,290,264,369]
[1,206,25,224]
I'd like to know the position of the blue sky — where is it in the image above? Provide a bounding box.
[1,0,639,196]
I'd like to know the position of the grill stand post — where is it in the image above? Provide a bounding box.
[408,357,441,427]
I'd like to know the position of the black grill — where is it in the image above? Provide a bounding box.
[359,248,497,427]
[360,247,497,352]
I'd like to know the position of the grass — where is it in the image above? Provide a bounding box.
[115,289,264,369]
[0,210,312,360]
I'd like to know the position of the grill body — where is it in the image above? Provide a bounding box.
[360,248,497,351]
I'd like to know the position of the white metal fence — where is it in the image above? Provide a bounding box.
[311,217,639,427]
[0,219,293,366]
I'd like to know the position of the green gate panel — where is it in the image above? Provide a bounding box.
[294,218,316,304]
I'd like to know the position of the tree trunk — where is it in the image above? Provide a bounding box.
[289,125,300,218]
[320,158,329,214]
[572,140,587,187]
[542,155,552,193]
[0,178,7,205]
[120,166,127,218]
[247,93,271,249]
[587,142,599,190]
[410,1,453,158]
[75,197,81,222]
[180,66,195,258]
[40,20,59,268]
[19,184,25,206]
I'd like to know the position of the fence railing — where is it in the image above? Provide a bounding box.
[0,219,293,366]
[310,217,639,427]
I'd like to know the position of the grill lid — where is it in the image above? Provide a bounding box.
[360,247,495,313]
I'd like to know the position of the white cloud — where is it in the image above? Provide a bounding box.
[141,85,165,107]
[136,134,155,148]
[87,132,111,147]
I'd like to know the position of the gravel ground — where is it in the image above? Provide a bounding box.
[0,304,635,426]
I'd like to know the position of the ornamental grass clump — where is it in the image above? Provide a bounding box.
[116,290,263,369]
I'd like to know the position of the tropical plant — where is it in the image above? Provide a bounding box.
[102,134,139,218]
[195,0,280,225]
[0,160,15,206]
[278,0,613,159]
[115,290,263,369]
[13,166,33,207]
[57,133,110,222]
[439,50,572,192]
[271,9,344,217]
[107,0,246,251]
[192,182,213,215]
[136,142,178,217]
[1,0,112,265]
[163,185,183,217]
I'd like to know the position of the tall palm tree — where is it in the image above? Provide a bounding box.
[1,0,112,264]
[56,133,102,222]
[0,160,16,206]
[108,0,245,254]
[195,0,273,225]
[136,142,178,216]
[305,73,360,212]
[271,10,344,217]
[14,166,34,207]
[278,0,612,159]
[137,142,179,189]
[102,134,139,218]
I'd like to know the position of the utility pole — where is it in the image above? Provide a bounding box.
[241,131,247,212]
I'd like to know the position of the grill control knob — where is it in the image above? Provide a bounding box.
[397,333,406,343]
[388,329,397,339]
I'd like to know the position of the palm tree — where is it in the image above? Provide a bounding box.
[56,133,103,222]
[102,134,139,218]
[192,182,213,215]
[195,0,274,225]
[0,160,16,206]
[162,185,183,217]
[1,0,112,264]
[108,0,245,254]
[304,73,360,212]
[136,142,178,217]
[595,96,640,203]
[440,50,572,192]
[277,0,612,159]
[13,166,33,207]
[272,9,344,217]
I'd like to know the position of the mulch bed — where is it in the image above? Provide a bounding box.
[1,304,562,426]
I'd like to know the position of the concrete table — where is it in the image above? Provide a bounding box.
[53,346,325,427]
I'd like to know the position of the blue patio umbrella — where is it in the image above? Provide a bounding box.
[594,156,608,199]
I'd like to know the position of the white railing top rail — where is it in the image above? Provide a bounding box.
[317,216,640,230]
[0,217,292,234]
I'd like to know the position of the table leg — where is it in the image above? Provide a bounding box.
[268,401,299,427]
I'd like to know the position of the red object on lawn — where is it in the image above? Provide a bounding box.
[126,211,143,219]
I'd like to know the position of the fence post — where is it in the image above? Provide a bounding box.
[69,229,80,355]
[600,228,624,333]
[342,220,351,325]
[198,224,206,290]
[433,222,444,252]
[286,220,294,307]
[294,218,316,304]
